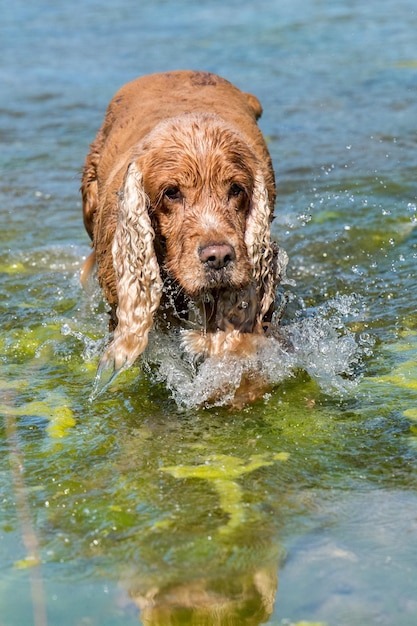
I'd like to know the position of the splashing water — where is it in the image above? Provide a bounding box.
[279,295,371,395]
[66,251,373,408]
[141,293,372,409]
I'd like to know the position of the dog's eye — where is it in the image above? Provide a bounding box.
[229,183,245,198]
[164,186,181,201]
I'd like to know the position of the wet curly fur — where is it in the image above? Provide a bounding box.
[81,70,281,386]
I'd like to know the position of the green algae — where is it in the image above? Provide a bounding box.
[161,453,290,534]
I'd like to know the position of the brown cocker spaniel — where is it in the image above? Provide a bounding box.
[81,70,282,390]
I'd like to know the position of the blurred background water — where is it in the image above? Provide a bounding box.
[1,1,417,624]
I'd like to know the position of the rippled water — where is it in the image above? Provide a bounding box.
[1,0,417,624]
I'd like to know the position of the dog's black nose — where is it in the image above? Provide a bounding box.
[199,243,236,270]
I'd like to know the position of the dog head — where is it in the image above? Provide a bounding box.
[140,113,259,296]
[97,113,277,381]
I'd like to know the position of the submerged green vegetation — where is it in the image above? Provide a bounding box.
[1,276,416,623]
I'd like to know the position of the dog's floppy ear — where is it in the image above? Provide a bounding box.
[245,173,278,327]
[93,162,162,395]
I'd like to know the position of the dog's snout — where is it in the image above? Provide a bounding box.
[199,243,236,270]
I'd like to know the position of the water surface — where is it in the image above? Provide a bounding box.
[1,1,417,624]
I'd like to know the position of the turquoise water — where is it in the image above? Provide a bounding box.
[1,1,417,624]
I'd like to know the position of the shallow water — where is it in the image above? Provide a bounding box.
[1,0,417,624]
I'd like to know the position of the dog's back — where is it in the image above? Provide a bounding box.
[99,70,265,160]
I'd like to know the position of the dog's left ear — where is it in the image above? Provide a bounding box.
[93,162,162,396]
[245,173,278,327]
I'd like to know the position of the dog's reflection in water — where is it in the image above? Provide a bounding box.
[125,563,278,626]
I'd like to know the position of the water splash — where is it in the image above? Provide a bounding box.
[279,295,371,395]
[142,293,372,409]
[67,253,373,408]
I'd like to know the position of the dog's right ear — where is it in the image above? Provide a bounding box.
[93,162,163,396]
